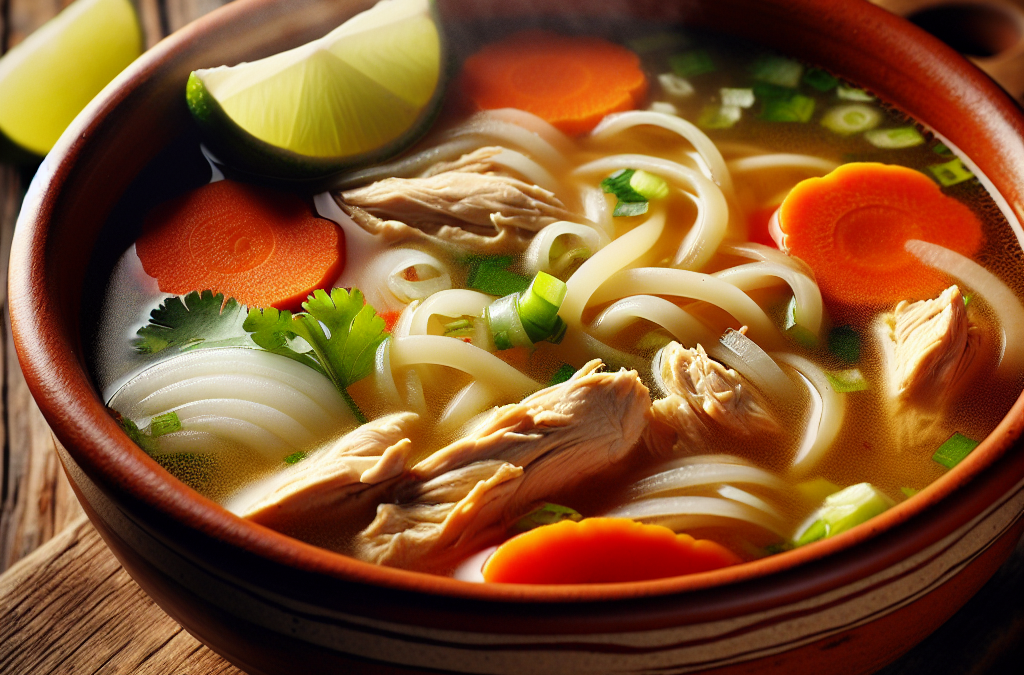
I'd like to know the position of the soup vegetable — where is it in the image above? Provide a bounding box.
[93,0,1024,583]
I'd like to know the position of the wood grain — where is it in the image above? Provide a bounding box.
[0,516,244,675]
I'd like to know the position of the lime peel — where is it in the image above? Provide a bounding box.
[187,0,445,183]
[0,0,142,157]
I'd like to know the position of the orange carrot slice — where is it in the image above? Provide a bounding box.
[136,180,344,311]
[481,517,741,584]
[776,162,982,306]
[459,30,648,136]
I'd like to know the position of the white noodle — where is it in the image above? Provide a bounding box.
[436,381,501,436]
[389,335,539,399]
[590,111,735,196]
[147,399,317,447]
[488,148,563,194]
[726,154,839,175]
[436,113,569,171]
[559,212,666,329]
[483,108,575,151]
[369,339,404,413]
[713,261,823,335]
[720,241,815,276]
[574,155,728,270]
[604,495,787,538]
[524,221,610,276]
[365,248,452,305]
[108,348,349,422]
[409,289,493,336]
[168,415,295,459]
[590,295,718,347]
[589,268,781,345]
[627,462,788,500]
[717,485,784,520]
[906,239,1024,379]
[581,185,614,238]
[715,329,799,409]
[330,137,482,189]
[772,353,846,475]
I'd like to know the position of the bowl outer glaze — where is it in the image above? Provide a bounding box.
[8,0,1024,672]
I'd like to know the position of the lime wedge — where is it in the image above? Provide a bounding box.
[187,0,444,184]
[0,0,142,157]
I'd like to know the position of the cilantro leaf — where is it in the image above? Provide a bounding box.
[296,288,388,390]
[243,288,388,423]
[134,290,246,354]
[242,306,324,374]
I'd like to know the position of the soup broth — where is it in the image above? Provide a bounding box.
[88,9,1024,580]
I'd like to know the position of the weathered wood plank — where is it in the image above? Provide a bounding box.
[0,0,86,576]
[0,516,244,675]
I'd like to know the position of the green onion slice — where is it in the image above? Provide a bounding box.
[864,127,924,149]
[932,432,980,469]
[821,104,881,135]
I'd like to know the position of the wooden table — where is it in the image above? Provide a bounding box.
[0,1,1021,673]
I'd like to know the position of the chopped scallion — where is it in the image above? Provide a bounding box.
[821,104,881,135]
[658,72,695,98]
[548,363,576,386]
[629,169,669,200]
[721,87,755,108]
[932,432,980,469]
[443,318,475,338]
[513,503,583,533]
[284,451,307,464]
[828,326,860,363]
[932,142,953,156]
[796,483,894,547]
[928,158,975,187]
[759,94,815,122]
[648,101,679,116]
[825,368,869,393]
[602,168,650,217]
[150,411,182,437]
[783,296,818,348]
[836,84,874,101]
[803,68,839,91]
[699,103,742,129]
[752,81,795,100]
[485,293,533,350]
[669,49,715,77]
[750,54,803,88]
[466,258,531,296]
[901,487,920,498]
[864,127,924,149]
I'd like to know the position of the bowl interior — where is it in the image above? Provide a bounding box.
[10,0,1024,608]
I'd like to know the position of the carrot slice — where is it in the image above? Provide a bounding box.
[136,180,344,311]
[776,162,982,306]
[459,30,648,136]
[481,517,741,584]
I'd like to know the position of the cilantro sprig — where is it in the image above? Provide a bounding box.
[134,290,246,354]
[135,287,388,424]
[243,288,389,423]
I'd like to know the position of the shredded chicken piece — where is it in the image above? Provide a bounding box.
[239,412,418,529]
[877,285,981,409]
[336,147,575,252]
[355,360,650,569]
[648,342,778,455]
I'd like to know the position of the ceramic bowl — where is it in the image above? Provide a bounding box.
[9,0,1024,673]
